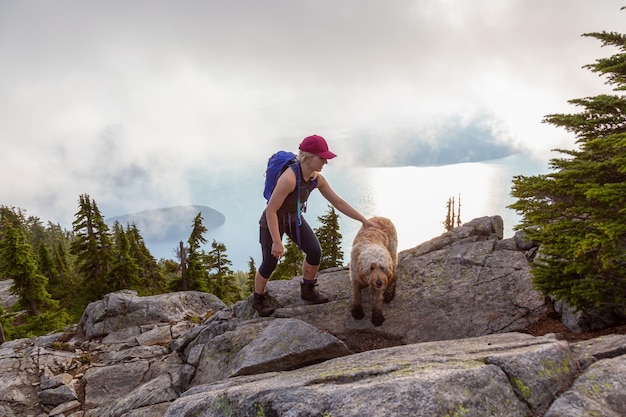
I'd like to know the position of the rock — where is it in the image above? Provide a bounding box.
[41,372,73,390]
[514,229,536,251]
[1,216,624,417]
[0,279,18,311]
[227,318,351,377]
[136,324,173,346]
[77,290,225,340]
[38,382,78,405]
[164,333,574,417]
[49,399,81,416]
[263,215,546,348]
[555,299,626,334]
[544,354,626,417]
[570,334,626,368]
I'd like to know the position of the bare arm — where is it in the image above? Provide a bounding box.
[265,168,297,258]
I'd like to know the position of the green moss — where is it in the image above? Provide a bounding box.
[511,377,531,399]
[443,403,469,417]
[537,358,572,379]
[211,393,233,416]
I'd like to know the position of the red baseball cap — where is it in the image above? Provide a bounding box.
[299,134,337,159]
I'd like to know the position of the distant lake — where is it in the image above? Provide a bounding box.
[150,153,548,271]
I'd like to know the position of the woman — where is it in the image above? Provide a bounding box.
[253,134,378,316]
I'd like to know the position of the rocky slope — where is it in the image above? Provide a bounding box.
[1,216,625,417]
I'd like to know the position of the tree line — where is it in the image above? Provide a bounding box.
[0,194,345,341]
[3,18,626,340]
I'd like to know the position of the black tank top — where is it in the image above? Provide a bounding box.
[259,163,317,227]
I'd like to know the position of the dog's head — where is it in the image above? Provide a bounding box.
[366,262,392,290]
[357,245,393,290]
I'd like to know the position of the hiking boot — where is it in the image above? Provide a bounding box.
[300,279,329,304]
[252,292,275,317]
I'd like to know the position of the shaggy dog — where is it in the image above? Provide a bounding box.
[350,216,398,326]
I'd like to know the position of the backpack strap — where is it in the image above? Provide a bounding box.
[289,161,317,249]
[295,163,302,248]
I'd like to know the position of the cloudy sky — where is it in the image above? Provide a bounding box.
[1,0,624,229]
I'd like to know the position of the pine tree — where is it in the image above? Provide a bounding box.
[37,242,57,290]
[46,221,74,294]
[125,223,165,294]
[444,196,454,231]
[509,30,626,315]
[205,240,239,303]
[108,221,141,292]
[71,194,114,301]
[50,238,74,302]
[0,206,24,230]
[315,205,344,269]
[443,195,463,231]
[0,219,58,315]
[246,257,256,295]
[178,212,209,292]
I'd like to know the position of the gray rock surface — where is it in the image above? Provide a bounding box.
[166,332,580,417]
[0,216,624,417]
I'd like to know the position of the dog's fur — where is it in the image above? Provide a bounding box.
[349,216,398,326]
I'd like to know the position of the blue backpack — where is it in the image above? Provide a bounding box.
[263,151,317,246]
[263,151,299,201]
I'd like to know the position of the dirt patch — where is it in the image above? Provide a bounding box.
[523,313,626,342]
[337,315,626,353]
[336,330,404,353]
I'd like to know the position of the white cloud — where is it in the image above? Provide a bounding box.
[0,0,623,226]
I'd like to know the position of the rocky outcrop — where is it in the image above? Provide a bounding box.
[1,216,625,417]
[263,215,547,348]
[165,333,579,417]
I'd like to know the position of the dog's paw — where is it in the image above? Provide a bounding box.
[351,305,365,320]
[371,311,385,326]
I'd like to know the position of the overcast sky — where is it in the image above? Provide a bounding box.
[1,1,624,228]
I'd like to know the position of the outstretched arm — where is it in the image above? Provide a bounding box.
[316,174,378,229]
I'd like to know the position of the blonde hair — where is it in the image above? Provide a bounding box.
[297,151,315,162]
[297,151,320,181]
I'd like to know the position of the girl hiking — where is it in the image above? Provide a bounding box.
[253,134,378,316]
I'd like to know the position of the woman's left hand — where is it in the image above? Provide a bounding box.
[363,220,380,229]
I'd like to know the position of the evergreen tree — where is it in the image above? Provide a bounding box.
[315,205,344,269]
[125,223,165,294]
[0,206,24,230]
[509,30,626,315]
[0,219,58,315]
[205,240,239,303]
[175,212,209,292]
[108,221,141,291]
[24,215,46,250]
[246,257,256,295]
[443,195,463,231]
[46,221,74,294]
[160,258,181,289]
[273,239,304,280]
[49,238,75,302]
[70,194,114,301]
[37,242,57,289]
